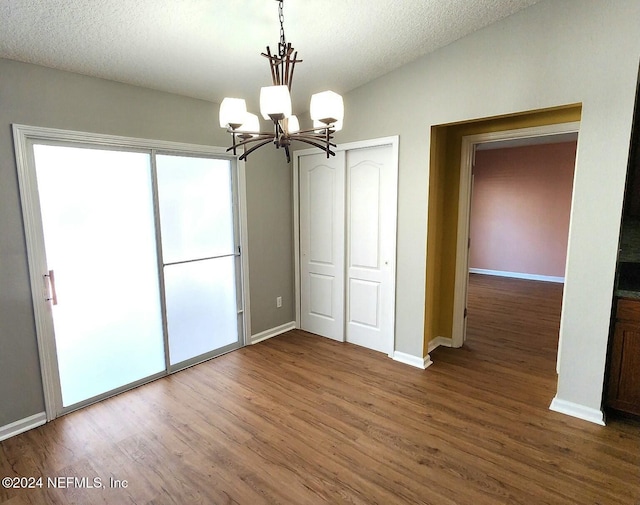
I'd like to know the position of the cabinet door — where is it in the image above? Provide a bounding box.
[607,321,640,416]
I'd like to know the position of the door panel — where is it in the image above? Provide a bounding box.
[156,154,241,367]
[349,279,380,327]
[163,256,238,365]
[350,162,381,268]
[309,273,335,318]
[308,166,336,264]
[155,155,235,263]
[346,145,396,354]
[299,152,345,340]
[33,144,165,408]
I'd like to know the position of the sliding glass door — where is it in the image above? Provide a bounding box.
[28,141,244,414]
[156,154,241,369]
[34,145,165,407]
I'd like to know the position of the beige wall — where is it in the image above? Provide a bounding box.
[245,145,295,334]
[339,0,640,415]
[0,58,294,427]
[470,141,577,278]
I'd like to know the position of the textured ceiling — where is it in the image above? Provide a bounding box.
[0,0,541,112]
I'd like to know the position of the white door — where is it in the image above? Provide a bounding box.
[33,144,166,409]
[345,145,396,354]
[298,140,398,354]
[299,152,346,340]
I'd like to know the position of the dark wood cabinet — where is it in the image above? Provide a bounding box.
[607,298,640,416]
[609,65,640,417]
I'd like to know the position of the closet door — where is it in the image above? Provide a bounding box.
[298,141,398,354]
[345,145,396,354]
[299,152,346,341]
[156,154,242,369]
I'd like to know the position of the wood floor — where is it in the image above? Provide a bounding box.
[2,274,639,504]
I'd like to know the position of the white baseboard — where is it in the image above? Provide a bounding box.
[549,397,606,426]
[469,268,564,284]
[393,351,433,370]
[0,412,47,442]
[428,336,453,353]
[251,321,296,344]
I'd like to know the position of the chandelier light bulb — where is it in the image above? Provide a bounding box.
[288,115,300,133]
[238,113,260,136]
[219,97,248,129]
[260,85,292,121]
[310,91,344,126]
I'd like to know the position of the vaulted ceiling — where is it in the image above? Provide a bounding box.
[0,0,541,112]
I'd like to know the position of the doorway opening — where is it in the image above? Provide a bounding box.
[462,134,578,389]
[453,124,580,349]
[424,104,582,371]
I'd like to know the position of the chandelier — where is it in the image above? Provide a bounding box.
[218,0,344,163]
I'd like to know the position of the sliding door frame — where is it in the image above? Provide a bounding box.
[13,124,251,421]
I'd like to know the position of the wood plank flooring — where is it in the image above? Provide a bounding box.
[1,274,639,504]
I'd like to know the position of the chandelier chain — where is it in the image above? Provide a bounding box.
[278,0,286,57]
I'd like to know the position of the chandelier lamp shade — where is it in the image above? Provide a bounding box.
[218,0,344,162]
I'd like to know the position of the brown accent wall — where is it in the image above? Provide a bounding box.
[469,141,577,278]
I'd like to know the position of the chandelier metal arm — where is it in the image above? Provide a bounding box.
[261,46,301,88]
[226,123,336,140]
[226,128,336,147]
[293,126,335,136]
[292,133,336,145]
[237,138,278,161]
[225,133,274,151]
[263,47,277,85]
[225,129,337,162]
[288,136,336,157]
[293,135,335,146]
[291,131,336,144]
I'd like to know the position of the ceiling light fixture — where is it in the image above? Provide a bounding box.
[219,0,343,163]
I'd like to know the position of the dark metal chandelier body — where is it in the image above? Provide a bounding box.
[219,0,343,162]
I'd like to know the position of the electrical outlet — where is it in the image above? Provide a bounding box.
[276,296,282,308]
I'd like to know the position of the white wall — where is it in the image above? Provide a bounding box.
[339,0,640,418]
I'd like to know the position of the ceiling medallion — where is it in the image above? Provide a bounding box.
[218,0,343,162]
